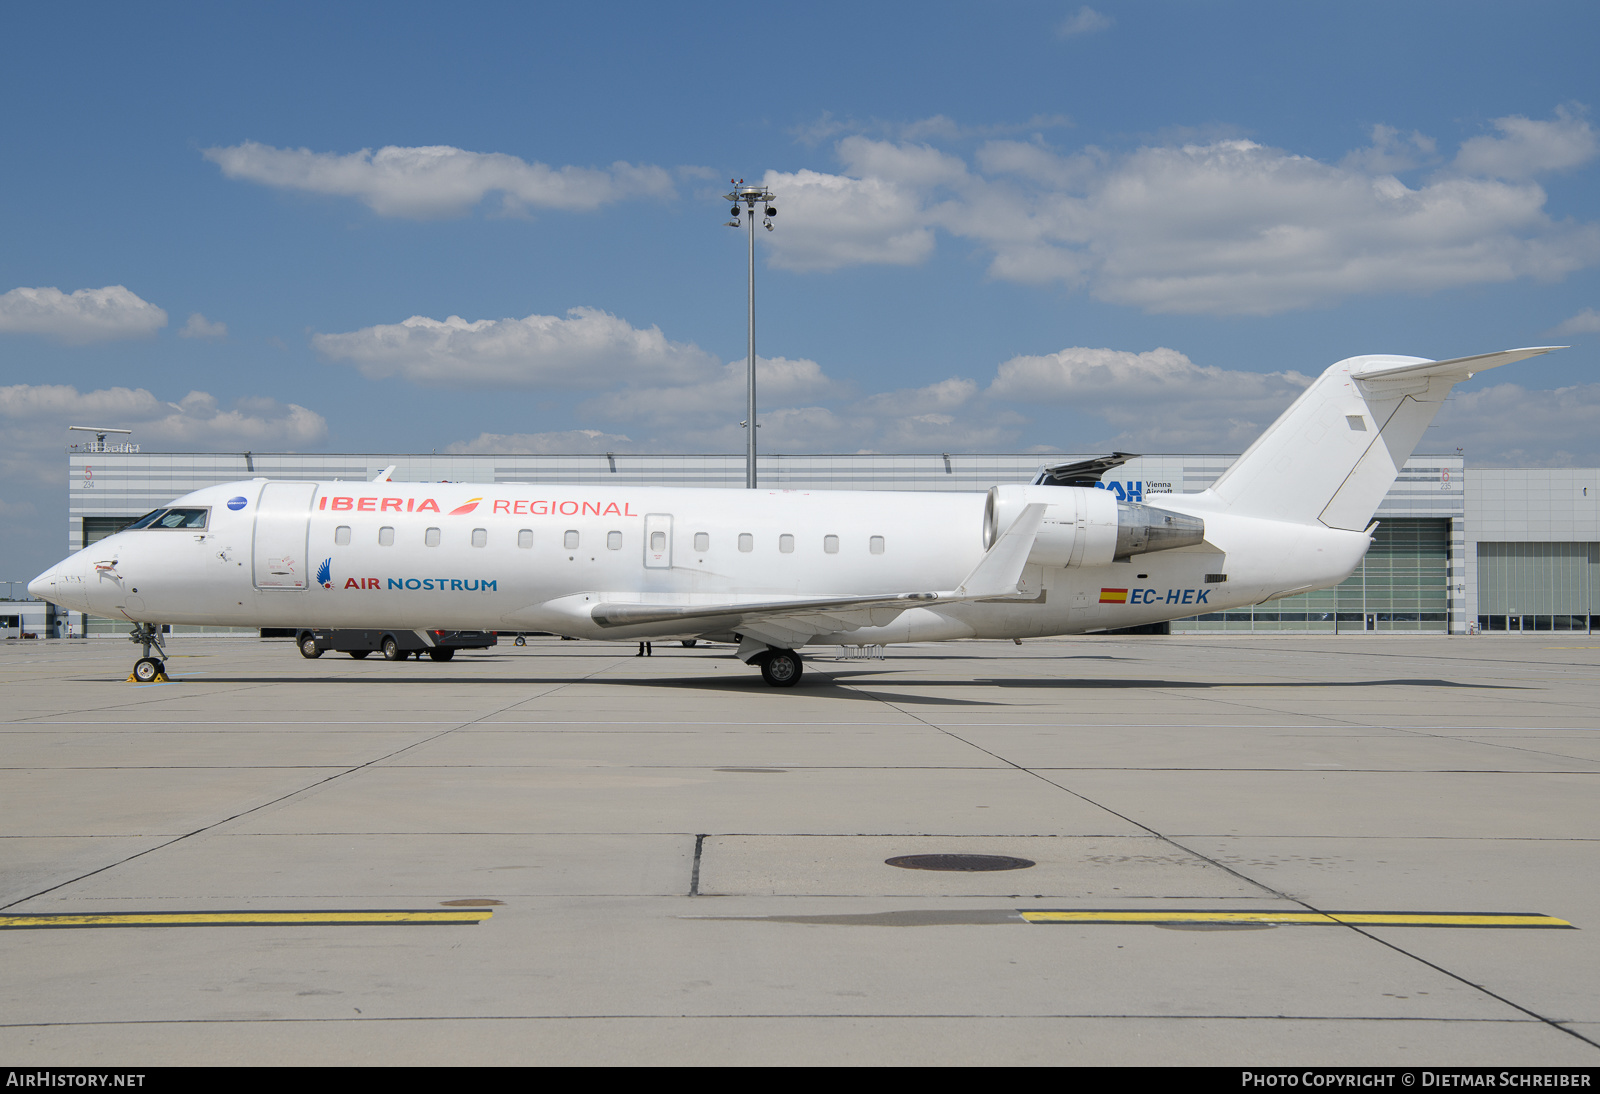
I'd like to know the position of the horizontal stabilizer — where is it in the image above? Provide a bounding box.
[1350,346,1562,384]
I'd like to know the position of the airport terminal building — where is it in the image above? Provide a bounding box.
[57,446,1600,637]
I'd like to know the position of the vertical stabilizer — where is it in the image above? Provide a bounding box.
[1205,348,1560,529]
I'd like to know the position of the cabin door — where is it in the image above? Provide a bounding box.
[253,482,317,589]
[643,514,672,569]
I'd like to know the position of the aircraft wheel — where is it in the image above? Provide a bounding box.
[681,639,698,648]
[133,657,163,683]
[298,634,322,659]
[381,635,403,661]
[427,648,455,662]
[759,648,803,687]
[349,650,370,660]
[514,635,526,646]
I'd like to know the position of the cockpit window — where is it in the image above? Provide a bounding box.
[160,508,208,529]
[125,509,169,530]
[141,508,210,530]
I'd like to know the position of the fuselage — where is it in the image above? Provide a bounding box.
[30,477,1371,645]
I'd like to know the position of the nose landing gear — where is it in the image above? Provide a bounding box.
[127,623,169,683]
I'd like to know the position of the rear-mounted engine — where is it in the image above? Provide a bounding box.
[984,484,1205,567]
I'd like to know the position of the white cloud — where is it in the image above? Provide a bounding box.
[0,285,167,343]
[757,167,934,271]
[759,107,1600,314]
[446,429,632,455]
[791,112,1072,148]
[179,312,227,339]
[588,367,1021,454]
[1342,124,1438,174]
[1428,382,1600,465]
[312,307,720,388]
[1552,307,1600,336]
[580,356,840,425]
[989,346,1313,450]
[205,141,675,219]
[1453,105,1598,179]
[1057,6,1112,39]
[0,385,325,451]
[0,382,327,504]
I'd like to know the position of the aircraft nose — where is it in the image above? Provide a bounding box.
[28,566,58,602]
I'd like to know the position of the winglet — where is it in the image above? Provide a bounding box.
[956,503,1046,598]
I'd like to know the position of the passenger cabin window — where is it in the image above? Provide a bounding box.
[334,525,352,545]
[738,533,753,553]
[517,529,534,548]
[471,528,487,547]
[564,530,579,549]
[378,526,395,546]
[779,534,794,554]
[607,531,622,550]
[694,532,709,552]
[823,535,839,554]
[651,531,666,551]
[870,535,885,555]
[425,527,441,547]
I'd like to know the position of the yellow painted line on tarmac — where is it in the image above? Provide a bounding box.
[1019,910,1572,928]
[0,910,492,929]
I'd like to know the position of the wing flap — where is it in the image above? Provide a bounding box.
[591,591,938,629]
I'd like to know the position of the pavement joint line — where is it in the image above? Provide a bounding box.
[7,720,1600,729]
[827,667,1600,1053]
[0,1014,1569,1028]
[0,658,626,913]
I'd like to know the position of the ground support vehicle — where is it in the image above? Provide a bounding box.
[291,628,496,662]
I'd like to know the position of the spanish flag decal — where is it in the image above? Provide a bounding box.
[1099,588,1128,604]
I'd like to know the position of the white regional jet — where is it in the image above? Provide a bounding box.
[30,347,1558,686]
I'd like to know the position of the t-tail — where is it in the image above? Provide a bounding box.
[1201,347,1562,529]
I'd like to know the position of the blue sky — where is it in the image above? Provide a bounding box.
[4,1,1600,578]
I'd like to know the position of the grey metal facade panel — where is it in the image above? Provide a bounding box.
[68,450,1470,523]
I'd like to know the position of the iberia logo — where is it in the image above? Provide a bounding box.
[317,558,333,589]
[449,497,483,516]
[1099,588,1128,604]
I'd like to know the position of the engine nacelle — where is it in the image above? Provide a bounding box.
[984,484,1205,567]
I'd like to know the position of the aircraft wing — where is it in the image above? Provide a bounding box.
[588,504,1047,645]
[592,591,942,647]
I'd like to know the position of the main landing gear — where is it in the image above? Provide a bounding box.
[127,622,169,683]
[753,647,803,687]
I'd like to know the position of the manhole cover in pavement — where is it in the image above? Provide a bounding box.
[885,854,1036,872]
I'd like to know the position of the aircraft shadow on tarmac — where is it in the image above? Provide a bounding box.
[147,669,1529,701]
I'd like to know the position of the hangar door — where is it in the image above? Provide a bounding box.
[253,482,317,590]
